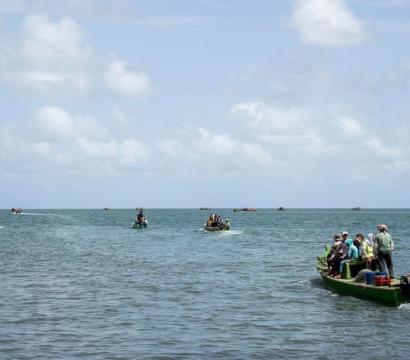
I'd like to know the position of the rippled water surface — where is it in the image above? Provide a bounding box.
[1,209,410,359]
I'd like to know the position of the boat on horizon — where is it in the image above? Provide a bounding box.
[352,206,362,211]
[277,207,286,211]
[233,208,256,212]
[317,245,410,307]
[11,208,23,214]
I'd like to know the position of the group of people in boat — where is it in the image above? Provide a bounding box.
[327,224,394,279]
[206,213,230,229]
[11,208,23,214]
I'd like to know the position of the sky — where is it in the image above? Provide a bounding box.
[1,0,410,208]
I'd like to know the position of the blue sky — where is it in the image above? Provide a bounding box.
[1,0,410,208]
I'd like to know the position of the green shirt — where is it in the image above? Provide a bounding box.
[375,232,394,251]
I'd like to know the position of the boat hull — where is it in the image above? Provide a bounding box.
[132,221,147,229]
[204,226,230,232]
[317,267,406,307]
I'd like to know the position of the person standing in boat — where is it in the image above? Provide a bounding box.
[137,209,144,224]
[375,224,394,279]
[362,233,377,270]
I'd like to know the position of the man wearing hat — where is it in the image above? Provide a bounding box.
[375,224,394,279]
[329,231,350,277]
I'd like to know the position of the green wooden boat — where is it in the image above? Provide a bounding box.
[317,246,408,307]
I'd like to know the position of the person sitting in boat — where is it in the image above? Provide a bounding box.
[353,234,363,256]
[329,231,350,276]
[217,215,224,226]
[338,238,359,275]
[362,233,377,270]
[327,234,342,269]
[375,224,394,279]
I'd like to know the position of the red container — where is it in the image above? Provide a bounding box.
[375,275,390,286]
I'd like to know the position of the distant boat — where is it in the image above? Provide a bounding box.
[233,208,256,212]
[200,207,211,210]
[277,207,286,211]
[11,208,23,214]
[204,219,230,231]
[104,207,112,211]
[352,207,362,211]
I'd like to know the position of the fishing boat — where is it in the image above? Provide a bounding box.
[317,246,410,307]
[233,208,256,212]
[204,217,230,232]
[11,208,23,214]
[277,207,286,211]
[200,207,211,210]
[351,206,362,211]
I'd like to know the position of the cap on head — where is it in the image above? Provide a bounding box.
[377,224,387,231]
[342,231,349,236]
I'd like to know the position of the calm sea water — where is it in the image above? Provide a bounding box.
[1,209,410,359]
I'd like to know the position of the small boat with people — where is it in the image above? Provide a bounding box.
[317,226,410,306]
[233,208,256,212]
[132,208,148,229]
[277,207,286,211]
[204,213,230,231]
[11,208,23,214]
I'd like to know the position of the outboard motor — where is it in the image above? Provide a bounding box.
[400,273,410,301]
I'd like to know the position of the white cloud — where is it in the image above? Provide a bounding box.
[104,59,150,98]
[156,139,186,160]
[0,14,91,91]
[32,142,52,155]
[196,127,237,155]
[32,106,74,140]
[77,138,118,158]
[14,70,87,89]
[9,105,151,174]
[231,101,308,134]
[195,127,273,168]
[338,116,364,137]
[364,136,401,158]
[290,0,366,47]
[22,14,90,65]
[119,139,150,165]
